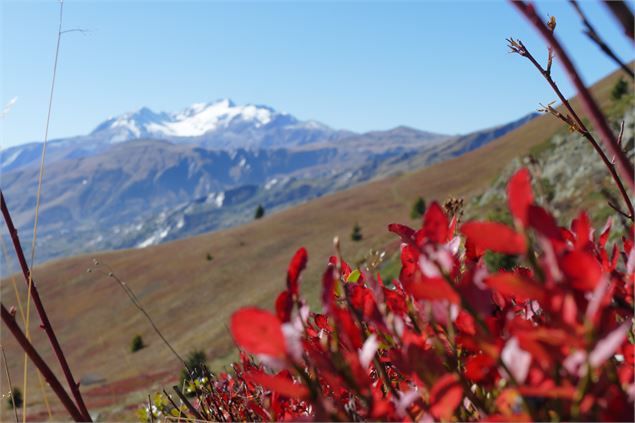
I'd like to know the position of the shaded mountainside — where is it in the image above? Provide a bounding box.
[1,111,535,262]
[0,66,628,421]
[2,126,451,261]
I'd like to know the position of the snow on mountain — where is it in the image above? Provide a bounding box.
[149,100,274,136]
[89,99,331,146]
[1,99,356,173]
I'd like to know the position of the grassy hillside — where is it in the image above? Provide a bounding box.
[1,66,630,419]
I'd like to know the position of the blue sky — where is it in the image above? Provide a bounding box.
[1,1,633,148]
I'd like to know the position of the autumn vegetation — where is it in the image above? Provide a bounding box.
[0,1,633,422]
[141,165,634,421]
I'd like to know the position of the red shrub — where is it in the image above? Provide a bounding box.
[184,168,634,421]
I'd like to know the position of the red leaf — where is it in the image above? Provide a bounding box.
[599,218,612,249]
[455,310,476,336]
[245,370,309,399]
[322,263,336,311]
[383,287,408,315]
[429,374,463,420]
[461,221,526,255]
[419,202,449,244]
[528,205,564,242]
[388,223,416,245]
[507,168,533,227]
[517,385,576,399]
[287,247,308,296]
[465,353,496,382]
[334,308,363,349]
[560,250,602,291]
[448,215,458,238]
[485,272,545,302]
[231,308,286,357]
[572,211,592,250]
[275,290,293,323]
[314,314,330,331]
[406,276,461,305]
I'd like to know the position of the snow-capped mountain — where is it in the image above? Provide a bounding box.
[1,99,353,172]
[89,99,347,148]
[0,99,357,172]
[0,94,537,263]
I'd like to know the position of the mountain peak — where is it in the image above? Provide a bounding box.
[85,100,342,148]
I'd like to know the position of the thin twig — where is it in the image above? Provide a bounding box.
[88,259,188,368]
[162,388,184,422]
[510,1,634,193]
[1,346,19,423]
[617,120,625,150]
[20,1,91,420]
[148,395,154,423]
[172,385,205,421]
[506,32,634,221]
[569,0,634,79]
[1,304,84,422]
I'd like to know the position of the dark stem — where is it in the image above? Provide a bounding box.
[147,395,154,423]
[602,0,635,41]
[518,42,634,221]
[172,385,205,421]
[570,0,634,79]
[0,191,92,421]
[1,304,85,422]
[509,2,635,215]
[161,389,184,421]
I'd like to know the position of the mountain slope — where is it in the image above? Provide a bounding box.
[2,100,453,262]
[2,126,451,261]
[1,99,353,173]
[0,67,628,420]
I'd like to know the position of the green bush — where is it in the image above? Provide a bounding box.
[180,349,207,396]
[130,334,145,353]
[351,223,363,242]
[254,204,265,220]
[206,252,213,261]
[410,197,426,219]
[611,77,629,101]
[7,387,22,409]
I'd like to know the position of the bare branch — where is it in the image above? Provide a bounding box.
[60,28,89,36]
[617,120,625,149]
[510,1,634,221]
[570,1,634,79]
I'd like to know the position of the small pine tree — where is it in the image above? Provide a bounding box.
[180,349,207,396]
[410,197,426,219]
[254,204,265,220]
[130,334,145,353]
[206,252,213,261]
[351,223,363,242]
[611,77,629,101]
[7,387,22,409]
